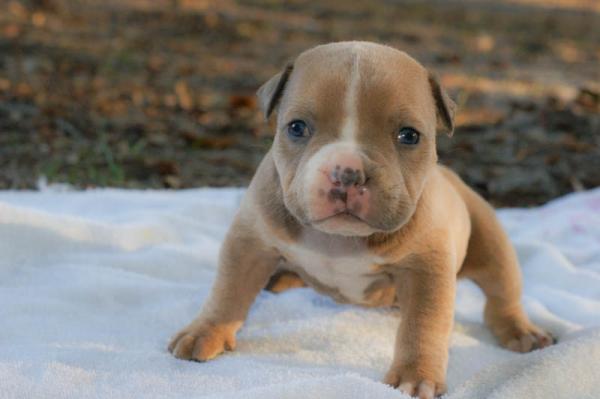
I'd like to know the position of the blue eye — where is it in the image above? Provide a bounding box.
[397,127,420,145]
[287,120,309,140]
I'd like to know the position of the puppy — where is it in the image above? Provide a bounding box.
[168,42,554,398]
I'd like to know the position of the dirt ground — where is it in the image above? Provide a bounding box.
[0,0,599,206]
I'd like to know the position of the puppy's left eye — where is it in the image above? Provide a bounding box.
[397,127,420,145]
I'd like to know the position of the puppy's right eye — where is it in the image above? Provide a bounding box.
[287,120,310,141]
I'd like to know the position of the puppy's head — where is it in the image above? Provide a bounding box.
[258,42,455,237]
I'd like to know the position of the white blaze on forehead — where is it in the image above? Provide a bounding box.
[340,45,362,144]
[300,44,369,220]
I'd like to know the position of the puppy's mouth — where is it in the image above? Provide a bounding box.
[312,210,366,225]
[310,210,379,236]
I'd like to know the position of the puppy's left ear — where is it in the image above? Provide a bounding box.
[428,73,457,137]
[257,62,294,120]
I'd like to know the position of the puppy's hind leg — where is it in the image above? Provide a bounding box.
[459,194,555,353]
[265,269,307,293]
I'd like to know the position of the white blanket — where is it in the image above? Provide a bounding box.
[1,187,599,399]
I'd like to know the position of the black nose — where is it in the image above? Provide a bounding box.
[338,167,366,187]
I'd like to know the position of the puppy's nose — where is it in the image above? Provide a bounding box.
[330,166,366,188]
[308,149,372,222]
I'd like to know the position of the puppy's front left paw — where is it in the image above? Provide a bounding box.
[384,366,446,399]
[168,321,239,362]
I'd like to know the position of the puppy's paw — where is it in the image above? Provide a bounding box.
[485,304,556,353]
[383,367,446,399]
[502,323,555,353]
[490,317,555,353]
[168,321,239,361]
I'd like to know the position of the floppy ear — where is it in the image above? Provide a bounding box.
[256,63,294,120]
[428,73,457,137]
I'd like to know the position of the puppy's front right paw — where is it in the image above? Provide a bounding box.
[168,321,238,361]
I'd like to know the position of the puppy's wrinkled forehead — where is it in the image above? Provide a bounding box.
[278,42,437,139]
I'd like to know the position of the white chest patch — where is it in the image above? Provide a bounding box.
[279,239,384,304]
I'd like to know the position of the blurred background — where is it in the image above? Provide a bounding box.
[0,0,598,207]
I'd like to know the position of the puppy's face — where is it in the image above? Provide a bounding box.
[258,42,455,237]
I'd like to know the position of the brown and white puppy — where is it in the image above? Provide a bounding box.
[168,42,554,399]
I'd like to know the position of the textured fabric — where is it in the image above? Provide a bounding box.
[0,187,599,399]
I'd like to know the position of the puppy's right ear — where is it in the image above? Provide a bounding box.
[256,63,294,120]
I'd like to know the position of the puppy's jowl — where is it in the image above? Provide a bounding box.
[169,42,554,398]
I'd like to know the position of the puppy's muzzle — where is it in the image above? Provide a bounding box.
[309,150,371,223]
